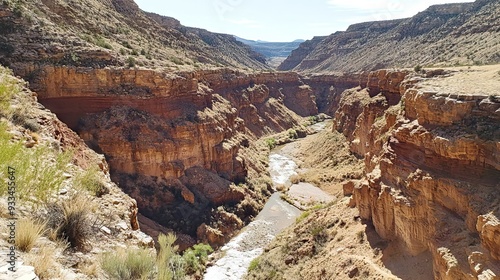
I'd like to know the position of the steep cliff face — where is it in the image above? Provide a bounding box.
[27,65,323,242]
[280,0,500,73]
[335,67,500,279]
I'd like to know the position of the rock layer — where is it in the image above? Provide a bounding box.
[335,69,500,279]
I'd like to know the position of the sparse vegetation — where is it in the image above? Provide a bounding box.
[15,217,46,252]
[265,138,276,150]
[101,247,155,280]
[287,128,298,139]
[248,257,260,272]
[46,194,92,250]
[414,65,423,72]
[25,245,61,279]
[74,164,109,196]
[0,121,72,202]
[127,56,136,67]
[183,243,213,274]
[157,233,185,280]
[296,211,310,223]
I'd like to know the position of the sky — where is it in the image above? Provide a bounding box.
[134,0,474,42]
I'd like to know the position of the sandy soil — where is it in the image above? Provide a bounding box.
[419,64,500,96]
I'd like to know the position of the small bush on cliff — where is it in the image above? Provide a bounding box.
[414,65,423,72]
[183,243,213,274]
[74,165,109,197]
[46,194,92,250]
[127,56,136,67]
[0,120,71,201]
[288,129,298,139]
[265,138,276,150]
[248,257,260,272]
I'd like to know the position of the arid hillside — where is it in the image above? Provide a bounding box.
[0,0,268,74]
[280,0,500,73]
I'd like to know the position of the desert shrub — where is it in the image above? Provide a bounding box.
[183,243,213,274]
[248,257,260,272]
[265,138,276,150]
[101,247,155,280]
[0,121,71,201]
[414,65,423,72]
[170,57,184,65]
[15,217,45,252]
[296,211,310,223]
[25,245,60,279]
[288,129,298,139]
[127,56,136,67]
[74,165,108,197]
[95,36,113,49]
[46,194,92,250]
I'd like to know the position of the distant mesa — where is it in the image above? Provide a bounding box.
[235,36,305,60]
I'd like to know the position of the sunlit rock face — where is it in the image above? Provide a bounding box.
[335,69,500,279]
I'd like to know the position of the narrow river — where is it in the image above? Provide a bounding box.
[204,121,331,280]
[203,152,302,280]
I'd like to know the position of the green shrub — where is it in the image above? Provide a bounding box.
[265,138,276,150]
[183,243,213,274]
[288,129,298,139]
[0,121,71,201]
[74,165,108,197]
[94,36,113,49]
[101,247,155,280]
[127,56,136,67]
[248,257,260,272]
[296,211,310,223]
[414,65,422,72]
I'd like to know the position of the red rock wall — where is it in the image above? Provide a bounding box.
[335,70,500,279]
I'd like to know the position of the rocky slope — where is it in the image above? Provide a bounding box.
[0,65,155,279]
[280,0,500,73]
[246,66,500,279]
[0,0,268,74]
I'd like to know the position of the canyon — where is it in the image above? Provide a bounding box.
[246,66,500,280]
[0,0,499,279]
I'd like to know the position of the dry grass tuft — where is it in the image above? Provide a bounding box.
[46,193,93,250]
[25,245,61,279]
[15,217,45,252]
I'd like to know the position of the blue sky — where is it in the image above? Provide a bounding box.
[134,0,474,42]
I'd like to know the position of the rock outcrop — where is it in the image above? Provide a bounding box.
[335,68,500,279]
[280,0,500,73]
[22,64,325,242]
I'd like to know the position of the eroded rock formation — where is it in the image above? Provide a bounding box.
[335,69,500,279]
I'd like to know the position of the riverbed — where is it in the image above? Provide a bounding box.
[204,123,333,280]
